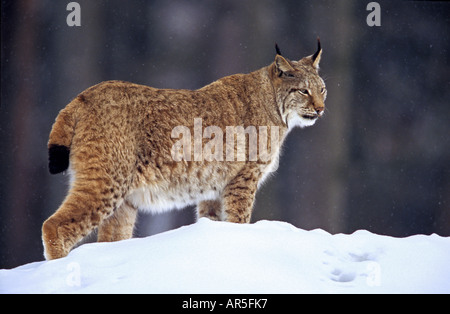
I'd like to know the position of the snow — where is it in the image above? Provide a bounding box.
[1,218,450,294]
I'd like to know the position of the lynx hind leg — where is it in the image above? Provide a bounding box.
[42,176,123,260]
[98,200,138,242]
[197,200,223,221]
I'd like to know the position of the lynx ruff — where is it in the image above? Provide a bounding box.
[42,41,326,260]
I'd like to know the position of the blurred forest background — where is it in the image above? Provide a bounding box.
[1,0,449,269]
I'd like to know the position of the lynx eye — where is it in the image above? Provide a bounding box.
[320,87,326,94]
[299,89,309,95]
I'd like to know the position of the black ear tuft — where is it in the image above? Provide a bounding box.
[275,43,282,56]
[312,37,321,63]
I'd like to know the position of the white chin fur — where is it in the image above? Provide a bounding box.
[287,113,317,130]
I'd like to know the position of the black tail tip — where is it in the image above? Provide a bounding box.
[48,144,70,174]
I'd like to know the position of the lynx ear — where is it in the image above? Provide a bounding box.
[275,55,295,77]
[311,38,322,69]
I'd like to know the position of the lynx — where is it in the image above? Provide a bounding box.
[42,41,326,260]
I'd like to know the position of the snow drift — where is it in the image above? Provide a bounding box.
[1,218,450,293]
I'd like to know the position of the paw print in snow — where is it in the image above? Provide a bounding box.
[322,247,383,286]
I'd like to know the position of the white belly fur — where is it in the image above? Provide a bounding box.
[126,183,220,214]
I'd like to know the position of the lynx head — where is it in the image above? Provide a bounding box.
[271,40,327,129]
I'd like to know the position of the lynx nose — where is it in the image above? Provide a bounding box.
[315,105,324,115]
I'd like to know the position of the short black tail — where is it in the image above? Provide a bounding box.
[48,97,78,174]
[48,144,70,174]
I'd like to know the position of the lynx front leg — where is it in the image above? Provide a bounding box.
[197,200,222,221]
[222,166,261,223]
[98,200,138,242]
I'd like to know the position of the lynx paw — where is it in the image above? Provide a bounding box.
[42,218,69,260]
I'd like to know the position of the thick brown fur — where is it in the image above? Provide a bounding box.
[43,43,326,260]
